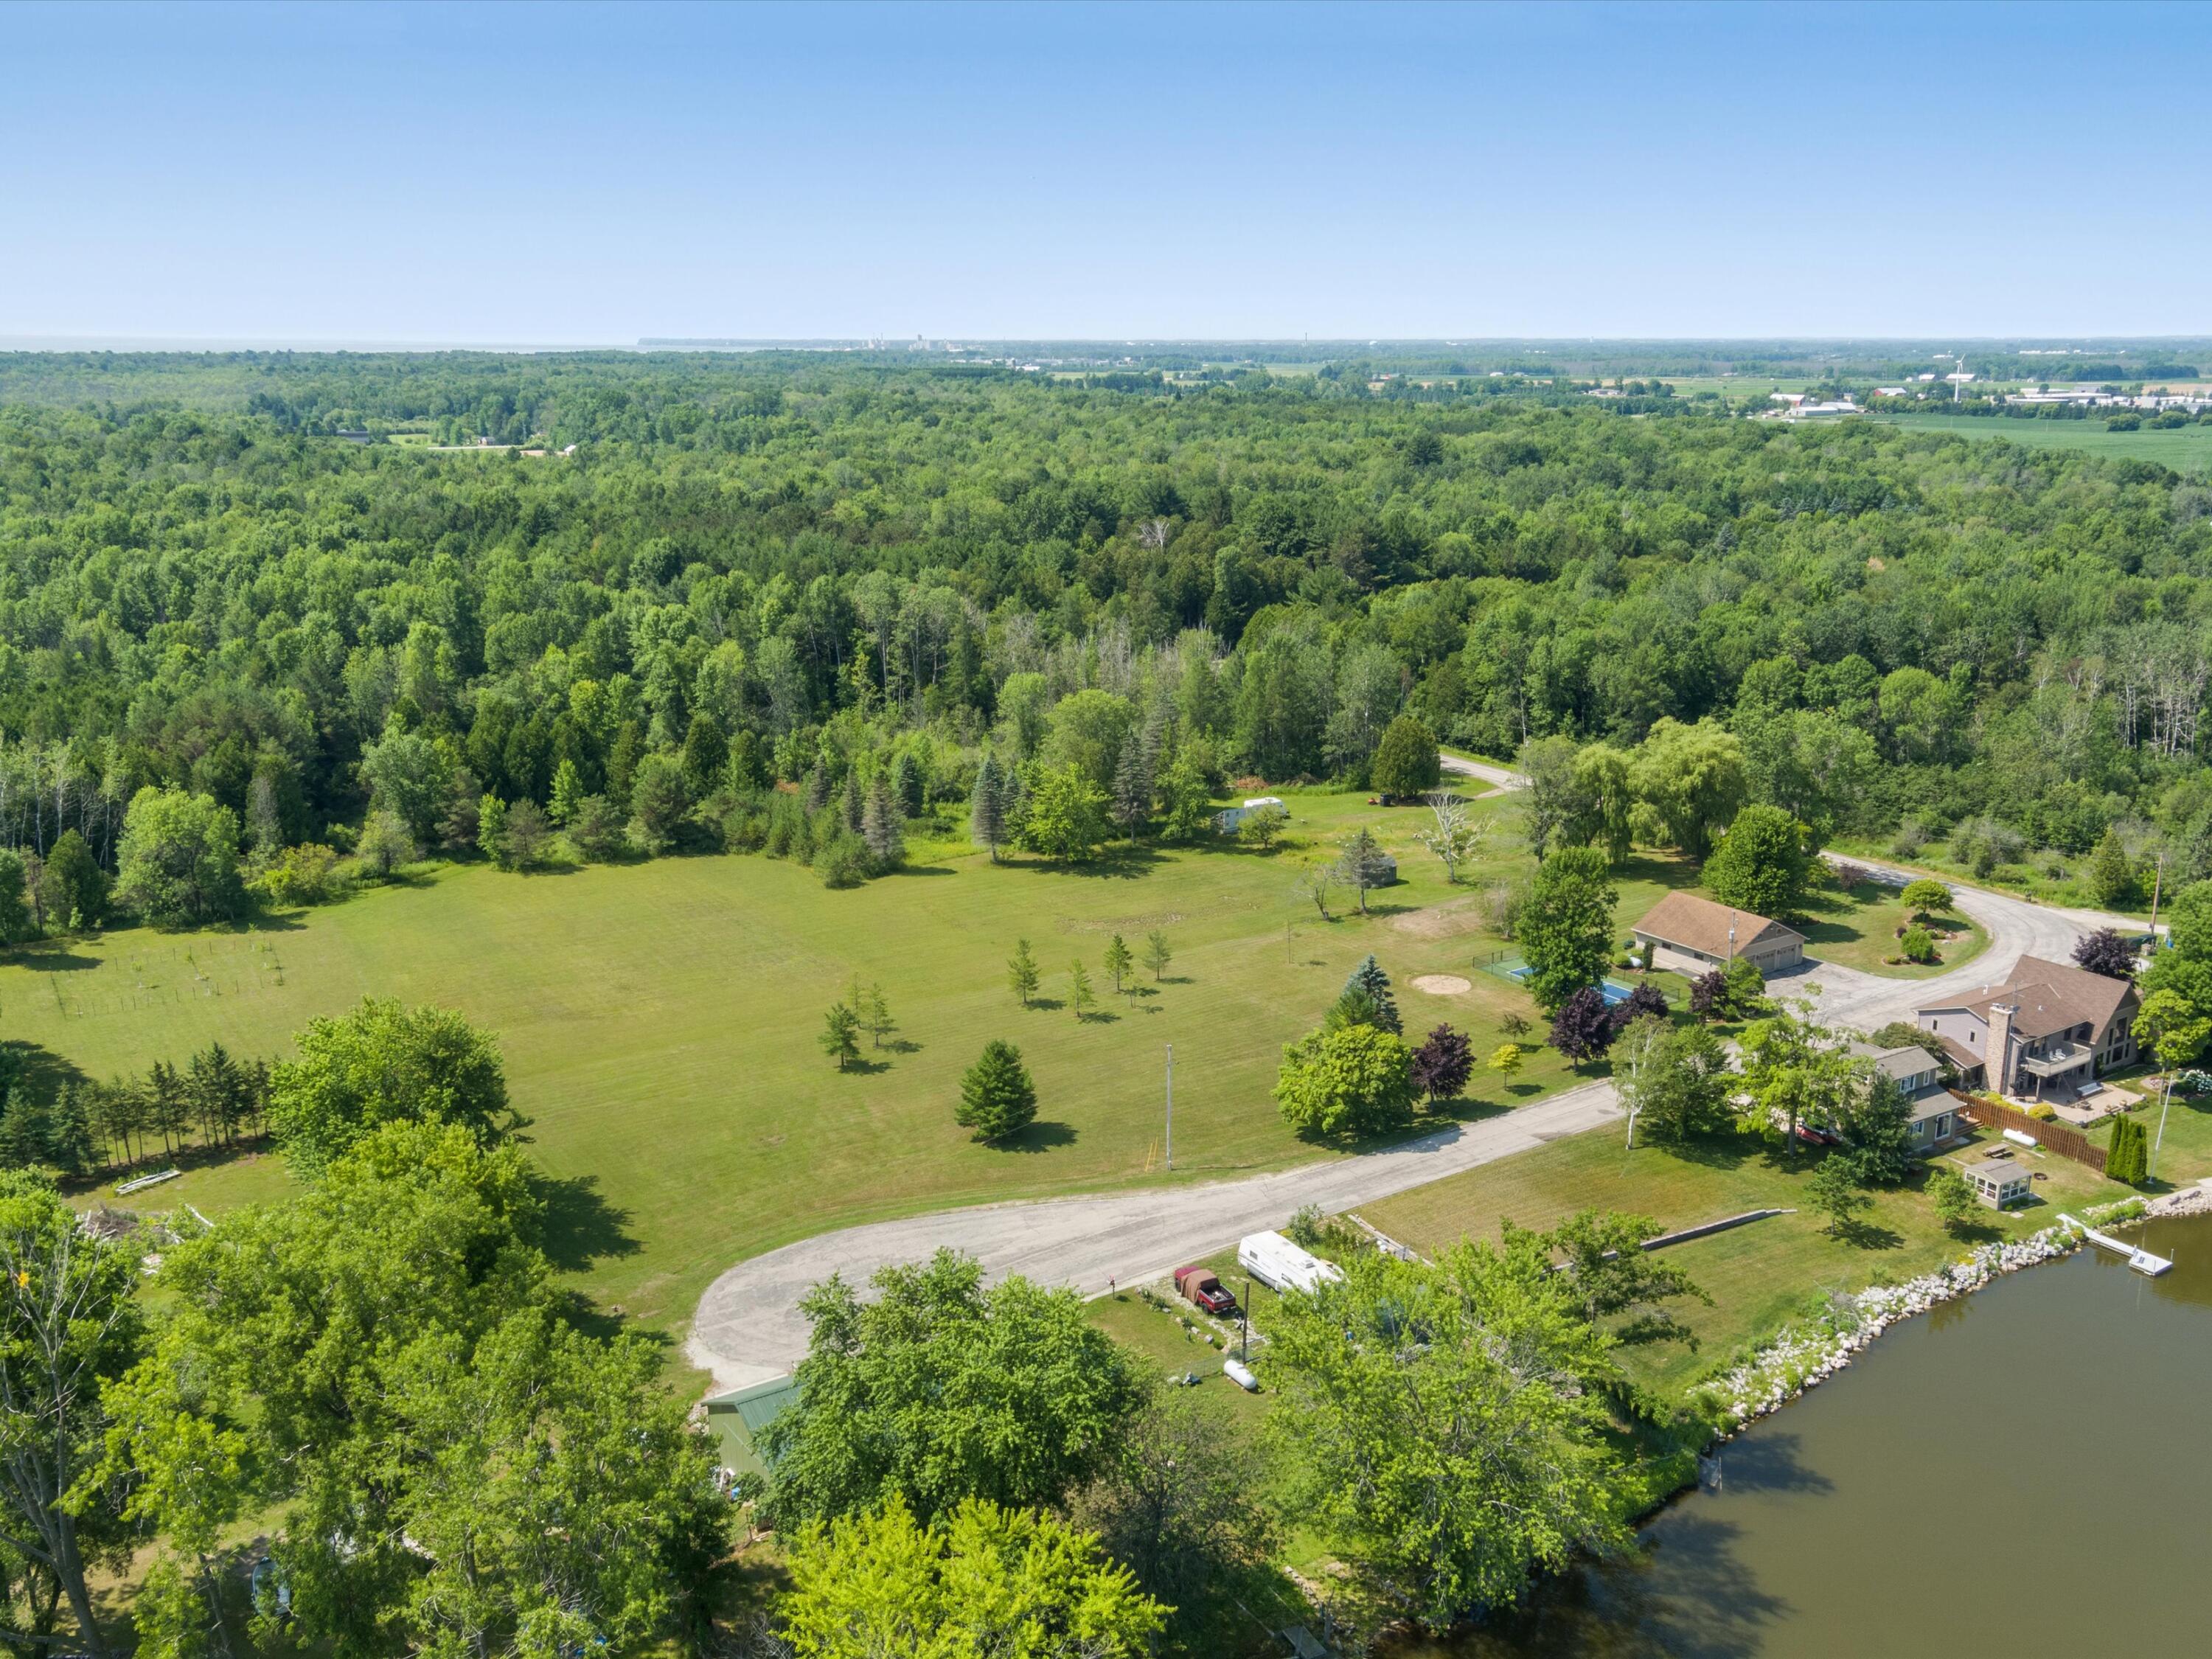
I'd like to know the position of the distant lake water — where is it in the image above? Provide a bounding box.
[1399,1213,2212,1658]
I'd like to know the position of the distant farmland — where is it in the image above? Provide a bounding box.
[1871,412,2212,467]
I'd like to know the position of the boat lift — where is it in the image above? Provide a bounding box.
[2059,1213,2173,1276]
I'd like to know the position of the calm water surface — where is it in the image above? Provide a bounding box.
[1410,1213,2212,1658]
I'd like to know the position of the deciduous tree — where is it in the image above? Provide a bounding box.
[269,997,515,1177]
[1274,1023,1416,1138]
[1520,846,1616,1012]
[1409,1025,1473,1105]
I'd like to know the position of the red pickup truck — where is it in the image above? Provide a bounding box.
[1173,1265,1237,1316]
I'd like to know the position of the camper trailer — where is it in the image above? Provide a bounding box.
[1237,1230,1343,1295]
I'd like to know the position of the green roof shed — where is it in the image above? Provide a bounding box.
[701,1374,798,1481]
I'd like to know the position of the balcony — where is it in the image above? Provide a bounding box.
[2019,1040,2091,1079]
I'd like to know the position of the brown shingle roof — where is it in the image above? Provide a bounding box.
[1931,954,2137,1040]
[1632,891,1804,959]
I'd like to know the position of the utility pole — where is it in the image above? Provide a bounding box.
[2149,848,2167,939]
[1164,1043,1173,1172]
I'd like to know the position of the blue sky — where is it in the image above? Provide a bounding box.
[3,1,2205,344]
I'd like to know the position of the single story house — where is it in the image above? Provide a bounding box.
[1916,955,2139,1102]
[1630,891,1806,978]
[1215,796,1287,834]
[1849,1040,1961,1152]
[701,1373,798,1484]
[1956,1153,2032,1211]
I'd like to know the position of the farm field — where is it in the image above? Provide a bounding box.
[10,786,1663,1338]
[1871,412,2212,467]
[1360,1121,2118,1398]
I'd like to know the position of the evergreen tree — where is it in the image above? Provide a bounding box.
[970,753,1006,861]
[681,715,728,800]
[804,763,831,814]
[892,750,925,818]
[45,830,109,931]
[841,769,865,837]
[1008,939,1040,1007]
[954,1040,1039,1143]
[1143,929,1172,981]
[147,1061,191,1154]
[1069,960,1096,1020]
[0,1091,47,1169]
[1335,828,1393,914]
[862,776,905,869]
[1343,955,1402,1034]
[2088,826,2136,908]
[857,983,895,1050]
[1110,728,1152,837]
[2107,1114,2149,1185]
[821,1002,863,1072]
[1103,933,1134,992]
[45,1085,93,1175]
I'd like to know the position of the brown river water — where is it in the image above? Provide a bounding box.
[1397,1212,2212,1658]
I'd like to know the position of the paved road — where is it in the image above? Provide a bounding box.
[687,1079,1623,1390]
[1795,855,2138,1029]
[686,844,2133,1392]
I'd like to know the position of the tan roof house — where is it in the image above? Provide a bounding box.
[1630,891,1806,978]
[1915,955,2138,1102]
[1848,1040,1961,1151]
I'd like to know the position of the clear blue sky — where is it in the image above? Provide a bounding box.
[4,1,2205,344]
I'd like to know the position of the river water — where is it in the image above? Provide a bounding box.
[1414,1212,2212,1658]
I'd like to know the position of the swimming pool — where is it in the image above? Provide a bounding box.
[1495,960,1638,1006]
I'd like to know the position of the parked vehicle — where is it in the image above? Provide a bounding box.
[1174,1265,1237,1315]
[1237,1230,1343,1295]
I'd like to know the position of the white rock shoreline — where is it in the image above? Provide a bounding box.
[1691,1197,2153,1433]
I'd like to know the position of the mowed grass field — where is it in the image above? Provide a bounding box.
[1361,1124,2119,1397]
[6,786,1678,1339]
[1871,412,2212,468]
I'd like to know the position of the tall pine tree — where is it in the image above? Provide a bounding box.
[970,754,1006,861]
[1343,955,1402,1034]
[862,777,905,869]
[1110,728,1152,838]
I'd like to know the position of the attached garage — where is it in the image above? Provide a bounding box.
[1630,891,1806,979]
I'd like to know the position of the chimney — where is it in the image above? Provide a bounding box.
[1986,1001,2018,1096]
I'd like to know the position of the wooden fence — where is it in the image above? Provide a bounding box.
[1950,1091,2108,1174]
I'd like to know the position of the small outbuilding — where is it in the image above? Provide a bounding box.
[1630,891,1806,978]
[1215,796,1287,834]
[701,1374,799,1483]
[1956,1155,2032,1211]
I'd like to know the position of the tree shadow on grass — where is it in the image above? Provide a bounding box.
[4,1041,88,1099]
[1832,1219,1905,1251]
[1074,1009,1120,1025]
[1023,997,1065,1012]
[532,1171,642,1275]
[998,1120,1077,1153]
[8,942,103,972]
[880,1037,922,1055]
[1019,846,1164,881]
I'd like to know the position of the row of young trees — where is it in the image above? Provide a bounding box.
[0,1043,270,1177]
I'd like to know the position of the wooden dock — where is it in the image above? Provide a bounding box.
[2059,1214,2173,1276]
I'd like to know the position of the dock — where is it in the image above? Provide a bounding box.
[2059,1214,2173,1276]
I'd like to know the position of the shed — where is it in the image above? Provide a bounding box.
[1215,796,1287,834]
[1956,1155,2032,1211]
[701,1374,799,1482]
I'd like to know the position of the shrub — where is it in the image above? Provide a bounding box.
[1900,925,1936,963]
[251,844,345,908]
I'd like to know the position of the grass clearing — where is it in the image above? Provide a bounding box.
[1360,1121,2116,1399]
[7,787,1611,1346]
[1794,877,1987,978]
[1870,412,2212,469]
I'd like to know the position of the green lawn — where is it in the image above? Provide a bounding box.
[1825,835,2158,925]
[8,786,1613,1342]
[1359,1121,2118,1398]
[1794,878,1987,978]
[1871,412,2212,469]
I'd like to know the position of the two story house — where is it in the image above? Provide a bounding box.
[1914,955,2138,1103]
[1848,1040,1963,1151]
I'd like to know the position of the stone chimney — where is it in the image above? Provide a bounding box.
[1986,1001,2018,1096]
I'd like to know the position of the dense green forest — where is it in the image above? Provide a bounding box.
[2,352,2210,919]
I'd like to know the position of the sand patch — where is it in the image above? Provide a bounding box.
[1389,897,1485,940]
[1411,973,1472,996]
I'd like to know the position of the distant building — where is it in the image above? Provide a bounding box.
[1630,891,1806,978]
[1215,796,1287,834]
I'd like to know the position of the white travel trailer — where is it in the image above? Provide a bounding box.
[1237,1230,1343,1295]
